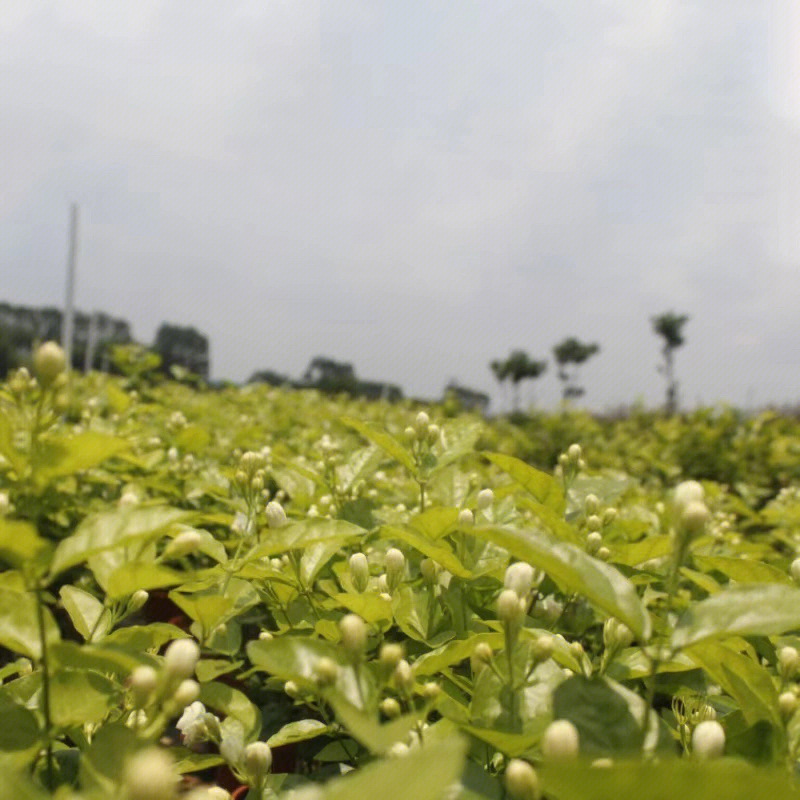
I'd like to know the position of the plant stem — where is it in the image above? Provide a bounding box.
[35,586,54,789]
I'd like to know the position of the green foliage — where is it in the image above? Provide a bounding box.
[0,371,800,798]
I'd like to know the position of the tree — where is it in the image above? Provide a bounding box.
[552,337,600,402]
[490,350,547,411]
[652,311,689,414]
[153,324,210,380]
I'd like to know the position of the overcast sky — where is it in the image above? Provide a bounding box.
[2,1,800,410]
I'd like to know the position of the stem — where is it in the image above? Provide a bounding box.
[35,586,54,789]
[418,481,426,512]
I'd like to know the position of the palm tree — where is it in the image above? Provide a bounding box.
[652,311,689,414]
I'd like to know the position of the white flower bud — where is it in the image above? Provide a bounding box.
[596,546,611,561]
[531,634,554,664]
[692,719,725,759]
[284,680,299,699]
[505,759,540,800]
[164,638,200,679]
[315,657,339,686]
[265,501,287,528]
[427,424,440,444]
[602,507,617,525]
[458,508,474,526]
[174,679,200,708]
[504,562,535,598]
[377,573,390,594]
[380,643,404,669]
[120,490,139,507]
[349,552,369,592]
[420,558,439,582]
[124,748,179,800]
[567,444,582,464]
[380,697,401,718]
[33,341,66,386]
[779,646,800,680]
[164,530,203,558]
[185,788,232,800]
[674,480,704,511]
[603,618,633,651]
[404,426,417,442]
[471,643,493,675]
[0,492,8,515]
[477,488,494,509]
[422,681,440,700]
[541,719,580,761]
[779,691,797,719]
[244,741,272,779]
[586,531,602,554]
[680,501,709,535]
[259,630,273,641]
[130,665,159,706]
[385,547,405,577]
[393,659,414,690]
[584,494,600,515]
[586,515,602,532]
[497,589,525,626]
[414,411,430,434]
[339,614,367,654]
[389,741,410,758]
[128,590,149,612]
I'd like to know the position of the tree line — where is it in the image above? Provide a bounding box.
[490,312,689,413]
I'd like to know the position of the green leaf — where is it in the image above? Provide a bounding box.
[50,669,117,728]
[474,525,651,641]
[672,584,800,649]
[327,694,425,755]
[105,563,185,598]
[310,736,467,800]
[413,633,505,676]
[170,578,258,636]
[175,425,211,453]
[409,507,459,540]
[0,519,47,569]
[484,452,565,513]
[459,724,543,758]
[35,431,129,485]
[552,676,642,755]
[0,409,26,477]
[611,536,673,567]
[0,690,41,751]
[199,681,261,740]
[50,506,194,576]
[103,623,188,651]
[80,722,138,789]
[381,525,470,578]
[251,519,365,558]
[0,589,59,659]
[540,759,800,800]
[50,641,155,676]
[693,556,792,586]
[58,586,110,641]
[267,719,330,747]
[686,641,780,726]
[333,593,393,623]
[341,417,417,473]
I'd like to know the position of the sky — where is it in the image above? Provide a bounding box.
[2,0,800,411]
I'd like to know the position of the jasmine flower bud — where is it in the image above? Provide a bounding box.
[692,719,725,759]
[541,719,579,761]
[265,501,287,528]
[164,638,200,679]
[349,552,369,592]
[505,759,540,800]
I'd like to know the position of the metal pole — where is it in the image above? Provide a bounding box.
[62,203,78,371]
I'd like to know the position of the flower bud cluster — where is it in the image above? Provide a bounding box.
[557,443,586,479]
[235,450,268,497]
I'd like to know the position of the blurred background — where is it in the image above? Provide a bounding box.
[1,1,799,412]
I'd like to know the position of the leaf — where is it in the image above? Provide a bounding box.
[459,724,543,758]
[540,759,800,800]
[409,507,459,540]
[175,425,211,453]
[0,519,48,568]
[105,563,185,598]
[693,556,792,586]
[267,719,330,747]
[199,681,261,740]
[58,586,110,641]
[474,525,651,641]
[50,506,194,576]
[300,541,342,587]
[0,409,26,477]
[341,417,417,473]
[686,640,780,726]
[0,690,41,751]
[103,623,188,652]
[484,452,565,513]
[170,578,259,635]
[0,588,59,659]
[381,525,470,578]
[413,633,505,676]
[671,584,800,649]
[50,669,117,727]
[50,641,155,676]
[333,593,393,623]
[35,431,129,485]
[611,536,673,567]
[251,519,365,558]
[552,676,642,755]
[327,694,425,755]
[311,736,467,800]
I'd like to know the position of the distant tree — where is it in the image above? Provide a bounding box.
[652,311,689,414]
[302,356,357,394]
[248,369,292,387]
[0,325,17,378]
[553,337,600,402]
[153,324,209,380]
[490,350,547,411]
[443,381,490,415]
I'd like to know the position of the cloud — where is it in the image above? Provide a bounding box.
[0,1,798,410]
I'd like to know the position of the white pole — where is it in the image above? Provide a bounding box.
[62,203,79,370]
